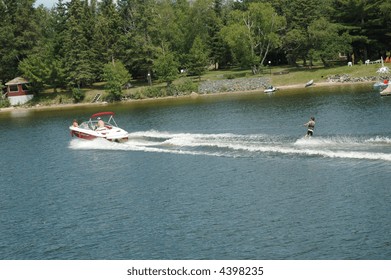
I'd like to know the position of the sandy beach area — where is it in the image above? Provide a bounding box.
[0,80,373,114]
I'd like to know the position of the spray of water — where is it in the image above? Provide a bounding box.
[69,130,391,161]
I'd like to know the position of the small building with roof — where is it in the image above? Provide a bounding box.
[5,77,33,106]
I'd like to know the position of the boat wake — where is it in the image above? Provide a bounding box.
[69,130,391,161]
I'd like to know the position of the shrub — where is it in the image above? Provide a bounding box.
[166,85,178,96]
[103,61,131,101]
[176,78,198,94]
[72,87,85,103]
[224,72,248,79]
[0,97,10,108]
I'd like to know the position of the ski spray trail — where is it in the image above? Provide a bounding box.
[69,130,391,161]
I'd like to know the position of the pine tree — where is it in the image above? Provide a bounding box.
[0,0,42,82]
[331,0,387,61]
[92,0,121,78]
[187,36,209,79]
[117,0,159,79]
[62,0,97,88]
[153,47,179,87]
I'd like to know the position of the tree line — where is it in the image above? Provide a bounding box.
[1,0,390,97]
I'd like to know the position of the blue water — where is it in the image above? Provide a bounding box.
[1,85,391,259]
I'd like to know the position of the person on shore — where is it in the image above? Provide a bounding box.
[304,116,315,137]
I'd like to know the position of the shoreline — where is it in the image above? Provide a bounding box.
[0,81,373,114]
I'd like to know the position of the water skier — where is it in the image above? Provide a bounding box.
[304,116,315,137]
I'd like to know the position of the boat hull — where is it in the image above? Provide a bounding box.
[70,127,129,143]
[70,130,97,140]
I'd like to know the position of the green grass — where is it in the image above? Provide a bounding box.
[269,63,382,86]
[198,62,382,87]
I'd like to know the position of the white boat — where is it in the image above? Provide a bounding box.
[264,86,277,93]
[380,84,391,96]
[305,80,314,87]
[373,81,388,91]
[69,111,129,142]
[374,58,389,92]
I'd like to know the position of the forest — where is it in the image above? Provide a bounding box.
[1,0,391,97]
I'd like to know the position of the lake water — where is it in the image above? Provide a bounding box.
[1,85,390,260]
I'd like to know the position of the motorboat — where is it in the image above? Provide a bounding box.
[264,85,277,93]
[373,80,388,91]
[69,111,129,142]
[380,84,391,96]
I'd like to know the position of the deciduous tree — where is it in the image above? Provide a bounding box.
[103,60,131,101]
[221,2,286,72]
[308,18,352,67]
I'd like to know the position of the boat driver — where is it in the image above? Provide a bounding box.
[96,117,105,130]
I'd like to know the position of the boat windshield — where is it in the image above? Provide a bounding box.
[75,112,120,130]
[85,117,117,130]
[79,122,90,129]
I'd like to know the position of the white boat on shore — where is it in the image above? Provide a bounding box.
[373,81,389,91]
[305,80,314,87]
[380,84,391,96]
[264,86,277,93]
[69,111,129,143]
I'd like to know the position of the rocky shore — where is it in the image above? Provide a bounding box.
[199,77,271,94]
[326,74,378,83]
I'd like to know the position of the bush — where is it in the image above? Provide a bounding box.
[143,86,164,98]
[123,90,142,100]
[176,78,198,94]
[0,97,10,108]
[72,87,85,103]
[147,79,199,97]
[123,79,197,100]
[103,61,131,101]
[166,85,178,96]
[224,72,248,79]
[132,91,142,99]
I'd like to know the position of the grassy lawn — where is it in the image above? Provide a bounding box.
[192,62,382,87]
[268,63,382,86]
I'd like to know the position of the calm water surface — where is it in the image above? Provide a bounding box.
[1,85,390,259]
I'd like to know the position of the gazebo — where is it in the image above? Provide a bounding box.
[5,77,33,105]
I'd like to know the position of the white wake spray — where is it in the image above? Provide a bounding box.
[69,131,391,161]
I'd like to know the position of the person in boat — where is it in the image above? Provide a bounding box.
[72,119,78,127]
[304,116,315,137]
[96,117,105,130]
